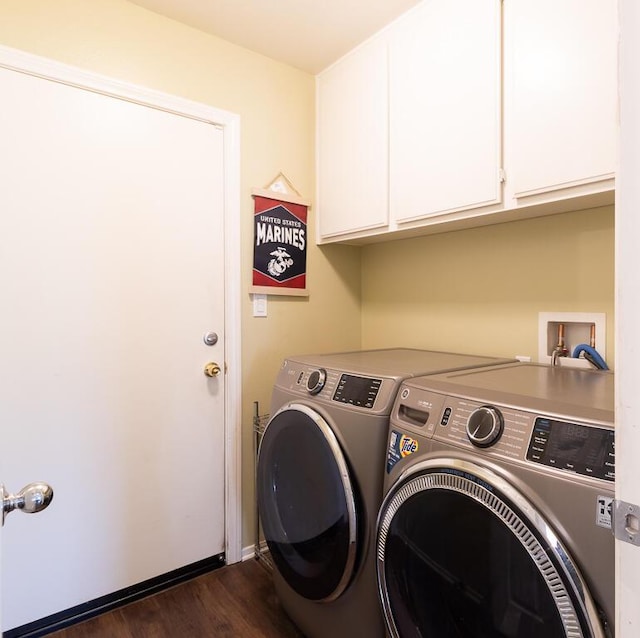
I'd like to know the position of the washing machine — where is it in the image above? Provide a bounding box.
[256,348,514,638]
[377,362,615,638]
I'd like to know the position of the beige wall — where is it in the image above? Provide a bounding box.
[361,206,615,365]
[0,0,362,548]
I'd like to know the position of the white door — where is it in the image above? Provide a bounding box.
[617,1,640,634]
[0,58,229,632]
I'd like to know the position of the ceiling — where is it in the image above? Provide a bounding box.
[129,0,421,74]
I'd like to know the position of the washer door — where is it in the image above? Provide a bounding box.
[377,459,607,638]
[257,403,358,602]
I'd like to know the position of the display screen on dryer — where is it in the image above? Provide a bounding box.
[526,417,615,481]
[333,374,382,409]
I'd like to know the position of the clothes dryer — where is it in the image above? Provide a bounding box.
[378,363,614,638]
[257,349,513,638]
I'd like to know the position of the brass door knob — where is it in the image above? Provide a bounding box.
[204,362,222,377]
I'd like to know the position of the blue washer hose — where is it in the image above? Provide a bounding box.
[572,344,609,370]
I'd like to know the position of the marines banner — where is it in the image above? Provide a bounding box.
[251,191,309,296]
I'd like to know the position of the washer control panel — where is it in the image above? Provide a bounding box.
[466,406,504,448]
[526,417,615,482]
[432,398,529,457]
[392,385,615,483]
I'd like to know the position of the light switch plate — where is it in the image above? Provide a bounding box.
[252,293,267,317]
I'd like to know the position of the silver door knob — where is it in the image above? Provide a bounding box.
[1,482,54,526]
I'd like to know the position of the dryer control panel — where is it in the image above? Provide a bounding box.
[275,360,399,415]
[333,373,383,409]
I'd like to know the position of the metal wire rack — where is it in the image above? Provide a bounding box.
[253,401,273,571]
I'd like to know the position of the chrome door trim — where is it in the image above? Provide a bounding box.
[377,457,606,638]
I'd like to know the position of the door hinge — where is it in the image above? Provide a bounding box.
[498,168,507,183]
[613,499,640,546]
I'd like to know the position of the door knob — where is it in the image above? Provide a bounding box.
[1,482,54,526]
[204,362,222,377]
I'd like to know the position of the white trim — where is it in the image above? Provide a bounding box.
[617,1,640,633]
[242,540,270,564]
[222,109,243,565]
[0,45,243,564]
[0,45,224,125]
[242,542,263,562]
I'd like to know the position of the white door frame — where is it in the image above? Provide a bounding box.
[0,44,243,564]
[616,2,640,634]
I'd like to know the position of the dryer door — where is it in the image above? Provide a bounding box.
[257,403,358,602]
[377,459,608,638]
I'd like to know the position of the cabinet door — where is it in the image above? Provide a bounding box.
[316,37,389,240]
[507,0,617,198]
[389,0,502,223]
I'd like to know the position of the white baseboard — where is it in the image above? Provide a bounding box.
[240,541,268,562]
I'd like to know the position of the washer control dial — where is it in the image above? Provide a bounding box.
[306,368,327,395]
[466,406,504,448]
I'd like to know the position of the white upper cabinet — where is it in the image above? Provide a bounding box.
[504,0,617,203]
[390,0,501,223]
[315,0,617,244]
[316,36,389,239]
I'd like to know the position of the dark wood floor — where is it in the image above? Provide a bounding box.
[49,560,304,638]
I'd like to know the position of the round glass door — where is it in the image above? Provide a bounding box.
[257,403,358,601]
[377,461,605,638]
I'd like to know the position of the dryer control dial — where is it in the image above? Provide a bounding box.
[466,406,504,448]
[306,368,327,395]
